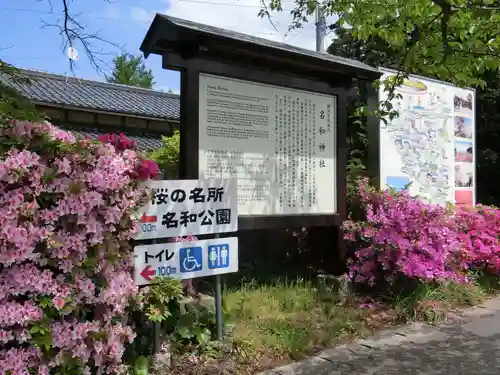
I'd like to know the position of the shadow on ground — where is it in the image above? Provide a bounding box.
[263,311,500,375]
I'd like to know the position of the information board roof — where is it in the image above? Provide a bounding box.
[140,15,380,80]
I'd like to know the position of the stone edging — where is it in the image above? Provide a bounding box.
[255,297,500,375]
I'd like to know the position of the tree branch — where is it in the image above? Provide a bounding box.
[258,0,280,32]
[448,47,500,58]
[40,0,124,75]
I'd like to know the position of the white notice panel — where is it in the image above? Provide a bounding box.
[198,73,337,216]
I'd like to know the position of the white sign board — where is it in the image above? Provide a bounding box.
[379,68,476,207]
[134,179,238,240]
[198,73,337,216]
[133,237,239,286]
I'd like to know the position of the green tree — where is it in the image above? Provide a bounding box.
[262,0,500,88]
[328,25,500,206]
[106,53,155,89]
[263,1,500,205]
[327,26,403,71]
[149,129,181,179]
[0,61,40,121]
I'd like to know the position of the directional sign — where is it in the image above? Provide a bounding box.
[134,179,238,240]
[140,213,157,223]
[133,237,239,286]
[140,265,157,281]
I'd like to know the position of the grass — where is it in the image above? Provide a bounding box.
[390,279,486,323]
[223,278,375,362]
[168,273,500,375]
[223,275,499,365]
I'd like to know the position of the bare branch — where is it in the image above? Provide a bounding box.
[40,0,125,75]
[36,0,54,13]
[0,45,14,52]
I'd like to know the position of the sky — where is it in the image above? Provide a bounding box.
[0,0,336,94]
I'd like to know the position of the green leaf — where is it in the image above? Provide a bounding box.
[177,325,194,339]
[149,130,180,179]
[195,328,212,346]
[134,356,149,375]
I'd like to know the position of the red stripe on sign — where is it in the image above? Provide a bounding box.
[140,213,157,223]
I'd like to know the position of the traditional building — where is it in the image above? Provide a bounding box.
[1,68,180,152]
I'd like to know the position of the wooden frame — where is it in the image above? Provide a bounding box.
[166,53,349,231]
[139,14,382,266]
[361,80,381,188]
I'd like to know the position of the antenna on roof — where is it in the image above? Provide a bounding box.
[64,46,82,83]
[66,46,79,82]
[67,46,80,62]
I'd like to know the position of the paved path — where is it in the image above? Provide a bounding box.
[258,298,500,375]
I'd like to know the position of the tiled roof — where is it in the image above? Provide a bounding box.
[57,124,163,152]
[141,15,380,79]
[0,69,180,121]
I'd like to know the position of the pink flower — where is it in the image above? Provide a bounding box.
[171,235,198,243]
[344,178,483,285]
[0,121,186,373]
[135,159,159,180]
[98,132,136,151]
[53,297,65,310]
[0,347,41,374]
[0,301,43,326]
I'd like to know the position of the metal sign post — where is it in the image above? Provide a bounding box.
[213,233,223,341]
[152,237,161,354]
[153,321,161,353]
[214,274,223,340]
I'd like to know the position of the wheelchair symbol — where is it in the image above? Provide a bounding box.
[179,247,203,273]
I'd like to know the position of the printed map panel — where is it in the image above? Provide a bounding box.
[379,69,476,206]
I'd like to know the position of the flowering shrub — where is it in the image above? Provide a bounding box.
[98,132,136,151]
[343,179,500,287]
[98,132,159,180]
[0,121,157,375]
[343,180,464,285]
[456,205,500,274]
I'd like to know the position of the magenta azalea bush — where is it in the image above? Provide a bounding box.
[343,179,500,286]
[0,120,158,375]
[455,205,500,274]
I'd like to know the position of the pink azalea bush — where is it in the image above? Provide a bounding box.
[98,133,159,180]
[0,121,158,375]
[98,132,136,151]
[343,179,500,287]
[455,205,500,274]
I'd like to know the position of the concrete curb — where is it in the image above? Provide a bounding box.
[255,296,500,375]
